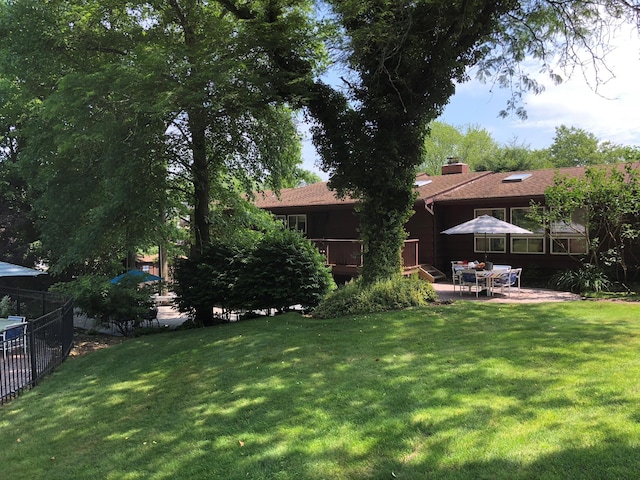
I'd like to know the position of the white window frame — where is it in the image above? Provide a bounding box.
[473,208,506,254]
[549,208,588,255]
[287,214,307,234]
[474,235,506,254]
[550,236,588,255]
[510,207,546,254]
[474,208,506,221]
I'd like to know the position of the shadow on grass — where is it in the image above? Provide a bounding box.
[3,302,640,479]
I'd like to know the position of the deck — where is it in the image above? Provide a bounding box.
[310,239,419,277]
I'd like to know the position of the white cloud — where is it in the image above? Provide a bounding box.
[522,27,640,147]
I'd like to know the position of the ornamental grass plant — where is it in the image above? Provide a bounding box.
[2,302,640,479]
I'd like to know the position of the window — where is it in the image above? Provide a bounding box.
[287,214,307,234]
[550,208,588,255]
[510,207,545,254]
[474,208,505,221]
[475,236,506,254]
[273,214,307,234]
[551,237,588,255]
[474,209,506,254]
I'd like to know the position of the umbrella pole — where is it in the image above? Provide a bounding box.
[484,232,488,263]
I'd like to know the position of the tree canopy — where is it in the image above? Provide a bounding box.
[1,0,639,300]
[307,0,639,284]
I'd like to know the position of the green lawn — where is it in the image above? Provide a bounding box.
[2,302,640,479]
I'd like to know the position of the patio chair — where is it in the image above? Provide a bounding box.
[8,315,26,323]
[493,268,522,297]
[1,323,27,359]
[459,270,487,297]
[451,262,464,292]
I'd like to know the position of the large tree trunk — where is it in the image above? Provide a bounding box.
[357,122,422,285]
[358,187,413,285]
[189,106,216,326]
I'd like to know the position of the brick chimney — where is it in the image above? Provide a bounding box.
[441,157,469,175]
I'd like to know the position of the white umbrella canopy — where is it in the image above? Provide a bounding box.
[442,215,533,262]
[0,261,47,277]
[442,215,534,235]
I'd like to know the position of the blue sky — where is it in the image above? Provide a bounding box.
[301,27,640,180]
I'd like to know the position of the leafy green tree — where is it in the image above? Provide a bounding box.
[420,122,464,175]
[0,77,39,266]
[477,138,551,172]
[420,121,498,174]
[548,125,640,168]
[305,1,639,285]
[549,126,603,167]
[0,1,324,324]
[537,164,640,282]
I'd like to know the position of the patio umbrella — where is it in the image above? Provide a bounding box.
[441,215,533,262]
[110,269,163,285]
[0,261,47,277]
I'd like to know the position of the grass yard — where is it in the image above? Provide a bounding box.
[2,301,640,479]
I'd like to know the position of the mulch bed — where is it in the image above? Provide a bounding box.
[69,331,126,357]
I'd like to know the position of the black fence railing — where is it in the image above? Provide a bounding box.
[0,287,74,405]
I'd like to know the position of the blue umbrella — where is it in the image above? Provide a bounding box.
[110,269,163,284]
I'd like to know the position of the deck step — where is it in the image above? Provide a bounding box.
[418,264,447,283]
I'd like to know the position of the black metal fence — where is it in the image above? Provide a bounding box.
[0,287,74,405]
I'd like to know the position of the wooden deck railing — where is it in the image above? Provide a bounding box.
[310,239,419,276]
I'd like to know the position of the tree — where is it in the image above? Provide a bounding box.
[548,125,640,168]
[304,1,639,285]
[420,121,464,175]
[0,77,39,266]
[0,1,324,324]
[538,164,640,282]
[419,121,499,174]
[477,138,551,172]
[549,125,603,167]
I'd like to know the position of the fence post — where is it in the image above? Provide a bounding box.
[27,321,38,388]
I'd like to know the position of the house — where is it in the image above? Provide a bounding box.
[254,162,635,281]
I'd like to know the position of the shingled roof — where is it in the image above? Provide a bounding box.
[435,166,588,203]
[254,163,640,209]
[254,171,491,209]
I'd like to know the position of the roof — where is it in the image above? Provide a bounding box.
[254,163,640,209]
[436,163,640,203]
[254,171,491,209]
[435,166,587,203]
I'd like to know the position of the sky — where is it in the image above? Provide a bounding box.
[301,27,640,181]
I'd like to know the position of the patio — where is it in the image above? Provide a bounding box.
[431,281,582,303]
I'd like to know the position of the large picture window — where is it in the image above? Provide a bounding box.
[511,207,545,254]
[550,208,587,255]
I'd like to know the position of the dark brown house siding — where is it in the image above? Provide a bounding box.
[435,199,580,277]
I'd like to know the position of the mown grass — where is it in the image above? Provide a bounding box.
[2,302,640,479]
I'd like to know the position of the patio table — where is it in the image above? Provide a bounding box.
[0,319,23,332]
[459,266,512,297]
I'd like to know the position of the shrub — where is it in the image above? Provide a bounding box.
[172,240,247,322]
[0,295,12,317]
[236,228,336,312]
[549,264,611,294]
[312,275,437,319]
[54,275,155,336]
[172,228,336,320]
